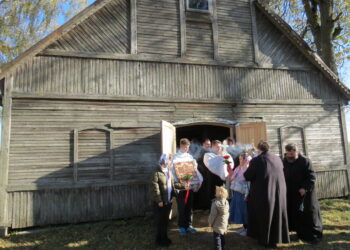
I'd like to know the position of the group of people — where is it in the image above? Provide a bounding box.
[150,138,323,249]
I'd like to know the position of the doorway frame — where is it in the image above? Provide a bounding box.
[173,118,237,139]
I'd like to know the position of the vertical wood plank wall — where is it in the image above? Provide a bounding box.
[216,0,254,62]
[12,57,341,101]
[3,0,350,229]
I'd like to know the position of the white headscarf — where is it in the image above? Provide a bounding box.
[159,153,171,168]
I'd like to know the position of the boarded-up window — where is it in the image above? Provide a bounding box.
[280,126,307,156]
[74,128,113,182]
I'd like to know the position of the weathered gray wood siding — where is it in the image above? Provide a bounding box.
[7,100,345,188]
[7,184,149,229]
[137,0,180,57]
[6,100,348,228]
[217,0,254,62]
[186,21,213,59]
[255,7,312,67]
[12,56,341,101]
[46,0,130,54]
[8,99,173,186]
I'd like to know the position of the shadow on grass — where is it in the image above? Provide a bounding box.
[1,200,350,249]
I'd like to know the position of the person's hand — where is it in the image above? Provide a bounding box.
[193,160,197,171]
[299,188,306,196]
[244,196,248,201]
[158,202,164,207]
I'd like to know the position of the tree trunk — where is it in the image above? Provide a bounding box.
[318,0,338,74]
[301,0,338,74]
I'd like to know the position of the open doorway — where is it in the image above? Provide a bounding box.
[176,124,232,146]
[160,120,267,156]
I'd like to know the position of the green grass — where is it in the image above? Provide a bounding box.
[0,198,349,249]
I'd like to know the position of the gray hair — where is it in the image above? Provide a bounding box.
[285,143,298,152]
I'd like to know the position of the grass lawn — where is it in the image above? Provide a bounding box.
[0,198,349,249]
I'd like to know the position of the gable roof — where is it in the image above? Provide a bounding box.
[0,0,349,100]
[0,0,112,77]
[255,0,350,100]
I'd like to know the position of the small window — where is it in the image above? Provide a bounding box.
[187,0,210,13]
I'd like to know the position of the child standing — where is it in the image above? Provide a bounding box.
[229,151,251,236]
[208,186,230,250]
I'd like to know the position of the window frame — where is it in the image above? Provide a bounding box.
[186,0,211,14]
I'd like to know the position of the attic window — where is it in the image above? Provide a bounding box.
[187,0,210,13]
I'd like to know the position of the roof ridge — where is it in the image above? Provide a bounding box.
[255,0,350,99]
[0,0,111,78]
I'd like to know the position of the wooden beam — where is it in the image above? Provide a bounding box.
[6,180,150,192]
[73,129,78,183]
[109,132,114,180]
[10,92,344,105]
[130,0,137,54]
[0,76,13,233]
[250,0,261,65]
[211,0,219,60]
[179,0,187,57]
[40,49,316,71]
[339,104,349,165]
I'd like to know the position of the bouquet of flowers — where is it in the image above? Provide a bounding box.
[181,173,193,204]
[223,155,232,177]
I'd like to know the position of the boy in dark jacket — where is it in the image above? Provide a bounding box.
[151,154,175,247]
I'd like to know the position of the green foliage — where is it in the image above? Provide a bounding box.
[0,0,88,65]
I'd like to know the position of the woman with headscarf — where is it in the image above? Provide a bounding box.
[150,154,176,247]
[229,151,251,236]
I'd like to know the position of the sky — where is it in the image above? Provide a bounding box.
[339,60,350,138]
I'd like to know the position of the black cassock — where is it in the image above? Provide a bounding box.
[283,154,323,241]
[244,152,290,246]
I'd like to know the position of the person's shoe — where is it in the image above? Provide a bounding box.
[179,227,187,235]
[187,227,197,233]
[239,229,247,236]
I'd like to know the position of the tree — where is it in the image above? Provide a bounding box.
[262,0,350,75]
[0,0,89,65]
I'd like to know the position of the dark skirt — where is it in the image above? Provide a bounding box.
[229,191,248,224]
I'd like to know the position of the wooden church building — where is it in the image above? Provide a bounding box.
[1,0,350,233]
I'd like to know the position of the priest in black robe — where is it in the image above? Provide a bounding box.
[283,143,323,243]
[244,141,290,248]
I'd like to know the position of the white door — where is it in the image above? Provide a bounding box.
[161,120,176,154]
